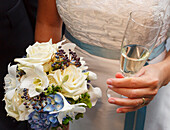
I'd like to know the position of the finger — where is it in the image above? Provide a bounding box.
[115,72,124,78]
[116,106,142,113]
[107,77,157,88]
[108,97,151,107]
[108,85,157,98]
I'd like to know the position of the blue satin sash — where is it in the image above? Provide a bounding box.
[65,29,166,130]
[65,29,166,60]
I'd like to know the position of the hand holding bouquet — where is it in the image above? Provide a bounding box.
[3,39,102,129]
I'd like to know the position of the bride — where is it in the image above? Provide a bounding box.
[35,0,170,130]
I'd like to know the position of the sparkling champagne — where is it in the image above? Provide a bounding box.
[120,44,150,76]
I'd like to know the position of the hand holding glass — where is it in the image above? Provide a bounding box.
[107,10,163,98]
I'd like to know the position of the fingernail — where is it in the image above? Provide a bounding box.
[107,79,112,84]
[108,85,113,89]
[110,99,115,103]
[117,109,122,113]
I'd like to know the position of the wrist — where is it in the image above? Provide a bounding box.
[156,58,170,86]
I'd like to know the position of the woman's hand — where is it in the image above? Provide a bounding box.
[107,63,168,113]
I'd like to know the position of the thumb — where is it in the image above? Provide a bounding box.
[135,67,146,77]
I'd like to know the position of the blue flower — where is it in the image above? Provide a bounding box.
[54,102,64,111]
[43,104,55,112]
[54,94,63,104]
[42,94,64,112]
[46,97,52,104]
[47,114,59,124]
[40,112,48,119]
[28,111,51,130]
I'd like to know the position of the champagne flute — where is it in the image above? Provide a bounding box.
[107,10,163,98]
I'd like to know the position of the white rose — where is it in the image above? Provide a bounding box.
[20,65,49,97]
[4,90,33,121]
[14,39,56,66]
[49,65,88,100]
[4,91,22,121]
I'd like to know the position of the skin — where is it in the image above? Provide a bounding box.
[107,51,170,113]
[35,0,62,43]
[35,0,170,113]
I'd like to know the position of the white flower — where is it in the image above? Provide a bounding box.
[20,65,49,97]
[88,71,97,80]
[87,84,102,106]
[18,103,34,120]
[50,92,86,124]
[53,41,88,71]
[84,71,97,81]
[78,57,88,71]
[49,65,88,100]
[52,40,74,53]
[4,90,33,121]
[4,64,20,100]
[14,39,56,66]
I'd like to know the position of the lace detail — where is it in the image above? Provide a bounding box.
[56,0,170,50]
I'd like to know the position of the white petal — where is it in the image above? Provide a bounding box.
[50,92,86,115]
[88,71,97,80]
[8,64,17,77]
[20,77,33,89]
[5,89,16,100]
[73,107,86,113]
[88,84,102,106]
[52,39,66,50]
[62,43,76,54]
[14,58,43,66]
[28,87,40,97]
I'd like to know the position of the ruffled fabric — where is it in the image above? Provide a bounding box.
[56,0,170,50]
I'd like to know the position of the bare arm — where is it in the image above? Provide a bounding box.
[35,0,62,43]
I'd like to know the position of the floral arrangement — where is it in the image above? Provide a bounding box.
[3,39,102,130]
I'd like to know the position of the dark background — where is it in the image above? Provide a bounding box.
[0,0,37,129]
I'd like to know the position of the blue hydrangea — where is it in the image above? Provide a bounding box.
[28,111,51,129]
[28,94,64,129]
[31,94,64,113]
[43,94,64,112]
[28,111,59,130]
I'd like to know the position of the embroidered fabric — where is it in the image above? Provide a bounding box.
[56,0,170,50]
[55,1,170,130]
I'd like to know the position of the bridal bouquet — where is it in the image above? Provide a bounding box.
[3,39,102,130]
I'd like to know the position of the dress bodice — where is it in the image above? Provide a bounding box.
[55,1,170,130]
[56,0,170,50]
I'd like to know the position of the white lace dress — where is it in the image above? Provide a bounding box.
[56,0,170,130]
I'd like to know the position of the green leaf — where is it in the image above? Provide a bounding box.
[66,98,76,104]
[48,86,53,92]
[51,127,57,130]
[62,116,73,125]
[75,113,84,120]
[54,85,62,92]
[79,93,92,108]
